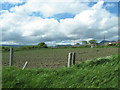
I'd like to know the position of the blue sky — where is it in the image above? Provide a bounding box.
[0,2,26,10]
[104,2,118,16]
[0,0,119,45]
[88,2,118,15]
[1,1,118,19]
[0,2,78,21]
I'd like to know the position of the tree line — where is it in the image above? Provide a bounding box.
[2,39,119,52]
[2,42,48,52]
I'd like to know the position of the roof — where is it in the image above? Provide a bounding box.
[99,40,116,45]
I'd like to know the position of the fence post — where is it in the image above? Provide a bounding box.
[72,52,76,65]
[67,52,72,67]
[22,61,28,70]
[9,48,14,67]
[91,45,93,48]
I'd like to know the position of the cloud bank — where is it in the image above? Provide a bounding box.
[0,0,118,45]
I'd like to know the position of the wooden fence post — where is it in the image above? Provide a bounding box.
[72,52,76,65]
[67,52,72,67]
[9,48,14,67]
[22,61,28,70]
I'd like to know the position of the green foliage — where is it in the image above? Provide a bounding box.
[89,39,97,44]
[3,54,119,88]
[2,42,119,52]
[13,45,39,52]
[38,42,48,48]
[96,45,119,48]
[82,41,88,44]
[2,42,48,52]
[75,43,80,45]
[2,46,10,52]
[108,43,118,46]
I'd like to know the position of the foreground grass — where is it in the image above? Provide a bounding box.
[3,54,119,88]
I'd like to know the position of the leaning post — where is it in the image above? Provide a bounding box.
[22,61,28,70]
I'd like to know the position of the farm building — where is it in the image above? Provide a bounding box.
[99,40,116,45]
[104,41,118,46]
[99,40,118,46]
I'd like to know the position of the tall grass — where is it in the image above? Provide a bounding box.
[2,54,119,88]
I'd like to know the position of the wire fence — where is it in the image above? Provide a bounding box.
[2,48,118,69]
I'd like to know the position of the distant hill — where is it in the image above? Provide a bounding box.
[1,44,28,47]
[56,44,72,47]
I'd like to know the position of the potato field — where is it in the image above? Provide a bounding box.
[2,48,118,69]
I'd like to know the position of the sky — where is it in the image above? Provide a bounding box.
[0,0,119,46]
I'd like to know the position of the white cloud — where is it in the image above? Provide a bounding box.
[0,1,118,45]
[9,0,89,17]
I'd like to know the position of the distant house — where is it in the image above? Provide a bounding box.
[99,40,116,45]
[104,41,118,46]
[82,44,95,47]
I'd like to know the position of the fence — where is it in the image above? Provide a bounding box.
[2,47,118,69]
[9,48,76,69]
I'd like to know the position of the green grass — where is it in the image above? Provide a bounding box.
[2,54,119,88]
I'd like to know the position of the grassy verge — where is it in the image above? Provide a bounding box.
[2,54,119,88]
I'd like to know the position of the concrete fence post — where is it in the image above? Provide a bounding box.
[67,52,76,67]
[9,48,14,67]
[67,52,72,67]
[72,52,76,65]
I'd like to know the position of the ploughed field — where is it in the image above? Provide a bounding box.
[2,48,118,69]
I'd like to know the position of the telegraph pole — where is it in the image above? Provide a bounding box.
[74,39,75,46]
[104,35,105,41]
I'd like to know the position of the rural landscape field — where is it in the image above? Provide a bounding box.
[2,47,118,69]
[2,49,119,88]
[1,0,119,89]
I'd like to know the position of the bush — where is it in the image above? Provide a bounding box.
[2,46,10,52]
[2,42,48,52]
[38,42,48,48]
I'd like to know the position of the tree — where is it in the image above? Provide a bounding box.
[76,43,80,45]
[82,41,88,44]
[56,45,61,48]
[38,42,48,48]
[89,40,97,44]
